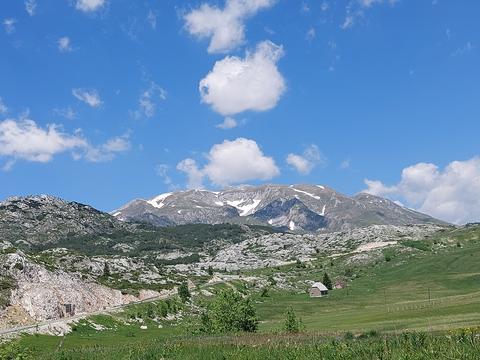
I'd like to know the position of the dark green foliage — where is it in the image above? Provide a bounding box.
[207,266,214,276]
[200,289,258,334]
[283,306,303,333]
[323,273,333,290]
[178,282,191,303]
[103,262,111,277]
[401,240,432,252]
[0,340,32,360]
[0,275,15,309]
[295,259,306,269]
[28,223,279,258]
[260,287,269,297]
[267,275,277,286]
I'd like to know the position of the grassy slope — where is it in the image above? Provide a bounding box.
[11,226,480,358]
[256,228,480,332]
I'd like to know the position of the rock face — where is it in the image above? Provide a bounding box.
[113,184,446,232]
[0,250,135,322]
[188,224,447,271]
[0,195,130,246]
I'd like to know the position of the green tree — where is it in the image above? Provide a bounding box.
[178,282,191,303]
[323,272,333,290]
[103,262,111,277]
[207,266,214,276]
[284,306,303,333]
[201,289,258,333]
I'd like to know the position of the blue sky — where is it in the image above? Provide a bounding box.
[0,0,479,223]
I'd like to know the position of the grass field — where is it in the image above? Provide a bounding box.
[256,234,480,333]
[3,226,480,359]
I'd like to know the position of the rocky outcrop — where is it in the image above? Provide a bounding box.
[0,251,137,323]
[178,224,446,271]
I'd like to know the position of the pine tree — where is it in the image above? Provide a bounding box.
[178,282,191,303]
[284,306,303,333]
[103,262,110,277]
[323,272,333,290]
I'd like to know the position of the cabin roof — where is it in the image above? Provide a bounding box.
[311,282,328,291]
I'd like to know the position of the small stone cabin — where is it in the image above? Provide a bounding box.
[309,282,329,297]
[62,303,76,317]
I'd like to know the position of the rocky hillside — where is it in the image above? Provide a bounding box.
[113,184,446,232]
[0,241,165,328]
[0,195,130,246]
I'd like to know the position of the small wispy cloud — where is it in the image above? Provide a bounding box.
[452,42,474,57]
[3,18,17,34]
[57,37,73,53]
[72,88,103,108]
[216,117,238,130]
[0,98,8,115]
[286,144,326,175]
[147,9,157,29]
[25,0,37,16]
[75,0,106,13]
[134,81,167,119]
[53,107,77,120]
[306,27,316,41]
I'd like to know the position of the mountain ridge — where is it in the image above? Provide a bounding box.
[112,184,447,232]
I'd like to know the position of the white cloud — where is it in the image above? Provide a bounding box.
[25,0,37,16]
[177,138,279,188]
[58,37,73,53]
[340,158,351,169]
[363,157,480,224]
[452,42,474,57]
[72,88,103,108]
[306,27,316,41]
[199,40,285,116]
[0,118,86,164]
[0,98,8,115]
[75,0,106,13]
[147,9,157,29]
[53,107,76,120]
[83,134,131,162]
[3,19,17,34]
[134,82,167,119]
[184,0,276,53]
[177,158,205,189]
[342,0,399,29]
[216,117,238,129]
[0,118,130,168]
[286,144,325,175]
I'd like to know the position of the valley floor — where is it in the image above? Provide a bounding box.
[2,226,480,359]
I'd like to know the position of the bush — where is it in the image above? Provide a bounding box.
[200,289,258,334]
[283,306,303,333]
[178,282,191,303]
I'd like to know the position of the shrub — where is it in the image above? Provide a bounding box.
[178,282,191,303]
[200,289,258,334]
[283,306,303,333]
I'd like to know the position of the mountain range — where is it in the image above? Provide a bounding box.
[112,184,446,232]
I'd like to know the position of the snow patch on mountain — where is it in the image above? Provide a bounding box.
[292,188,321,200]
[226,199,261,216]
[147,193,173,209]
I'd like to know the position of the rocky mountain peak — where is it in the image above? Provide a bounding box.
[113,183,446,232]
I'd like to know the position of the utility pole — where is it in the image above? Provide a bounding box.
[428,288,431,304]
